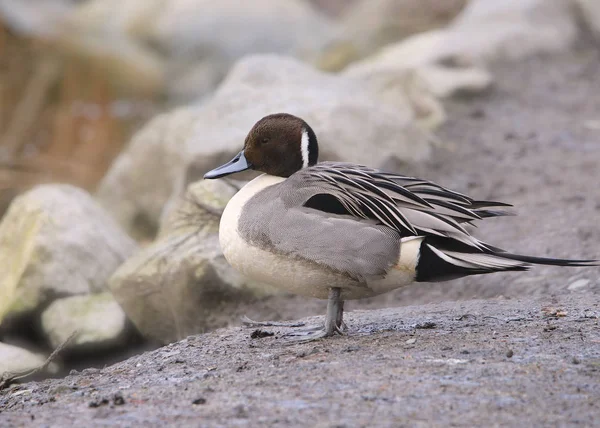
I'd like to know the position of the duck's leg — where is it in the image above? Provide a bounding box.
[324,287,344,336]
[243,287,343,342]
[243,288,346,342]
[278,287,345,342]
[336,297,347,332]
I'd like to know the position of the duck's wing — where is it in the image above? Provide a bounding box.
[238,179,404,283]
[296,162,509,251]
[290,162,596,280]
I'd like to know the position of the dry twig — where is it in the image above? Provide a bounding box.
[0,330,77,390]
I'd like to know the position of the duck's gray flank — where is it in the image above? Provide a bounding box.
[238,168,401,283]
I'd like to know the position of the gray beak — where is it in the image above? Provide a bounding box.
[204,150,252,179]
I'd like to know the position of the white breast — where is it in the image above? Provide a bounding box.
[219,174,285,265]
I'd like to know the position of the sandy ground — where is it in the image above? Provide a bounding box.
[1,47,600,426]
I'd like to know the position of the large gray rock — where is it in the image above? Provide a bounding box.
[340,0,467,60]
[97,107,204,239]
[109,179,278,344]
[342,0,578,106]
[444,0,578,63]
[0,185,137,323]
[575,0,600,41]
[152,0,335,60]
[97,55,432,238]
[151,0,337,103]
[343,49,493,105]
[41,293,130,352]
[357,0,579,69]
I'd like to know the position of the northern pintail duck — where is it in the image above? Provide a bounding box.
[205,113,597,339]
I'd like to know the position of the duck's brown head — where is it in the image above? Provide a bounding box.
[204,113,318,179]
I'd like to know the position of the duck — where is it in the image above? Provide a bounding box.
[204,113,597,340]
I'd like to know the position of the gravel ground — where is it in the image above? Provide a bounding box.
[1,47,600,426]
[1,296,599,427]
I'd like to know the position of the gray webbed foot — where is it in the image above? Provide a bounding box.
[280,287,346,343]
[243,287,346,343]
[241,316,306,328]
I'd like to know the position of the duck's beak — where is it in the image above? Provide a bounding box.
[204,150,252,179]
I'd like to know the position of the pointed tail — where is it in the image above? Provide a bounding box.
[494,252,598,268]
[415,238,597,283]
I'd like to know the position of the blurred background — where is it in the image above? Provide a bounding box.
[0,0,598,379]
[0,0,468,212]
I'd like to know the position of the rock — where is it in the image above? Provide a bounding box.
[345,30,450,72]
[109,180,278,344]
[316,0,466,72]
[342,0,576,105]
[340,0,467,59]
[55,0,166,95]
[0,0,165,96]
[53,32,165,97]
[0,0,71,37]
[151,0,334,61]
[349,0,579,66]
[306,0,357,18]
[0,185,137,324]
[0,0,339,101]
[97,55,431,238]
[567,278,590,291]
[41,293,130,351]
[63,0,162,38]
[96,106,204,239]
[344,67,448,129]
[443,0,579,63]
[164,59,230,106]
[416,65,493,98]
[575,0,600,41]
[344,39,493,101]
[150,0,337,103]
[0,342,56,377]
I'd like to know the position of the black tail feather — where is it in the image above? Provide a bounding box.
[473,209,516,219]
[415,237,597,283]
[496,252,599,267]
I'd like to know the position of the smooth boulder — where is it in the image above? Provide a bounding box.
[151,0,336,102]
[41,293,130,352]
[339,0,467,60]
[0,185,137,323]
[353,0,579,69]
[342,0,579,107]
[575,0,600,41]
[0,342,56,378]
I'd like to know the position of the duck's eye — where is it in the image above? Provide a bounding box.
[261,137,270,144]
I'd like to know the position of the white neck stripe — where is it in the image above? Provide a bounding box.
[300,128,309,169]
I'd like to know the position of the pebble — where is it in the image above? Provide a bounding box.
[113,393,126,406]
[567,279,590,291]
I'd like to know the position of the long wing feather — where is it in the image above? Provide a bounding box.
[299,162,504,252]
